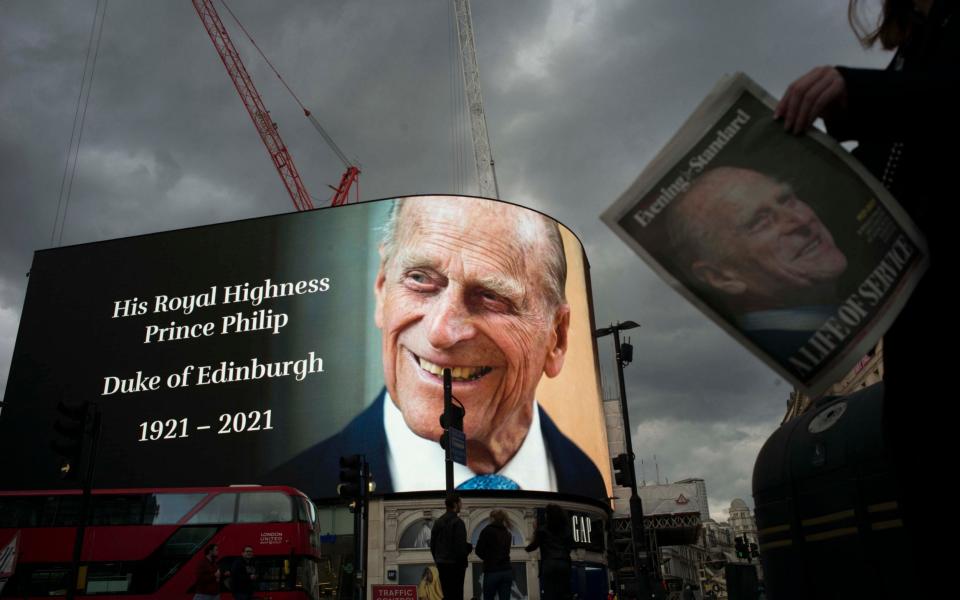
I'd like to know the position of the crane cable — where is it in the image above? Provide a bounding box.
[52,0,108,247]
[217,0,306,111]
[217,0,354,169]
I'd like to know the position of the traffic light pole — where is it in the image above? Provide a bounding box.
[597,321,656,599]
[66,403,101,600]
[443,368,454,493]
[357,460,368,600]
[613,330,653,599]
[338,455,372,600]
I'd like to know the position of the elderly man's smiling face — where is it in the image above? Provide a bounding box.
[683,168,848,308]
[374,197,569,468]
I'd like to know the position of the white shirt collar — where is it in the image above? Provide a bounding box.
[383,390,557,492]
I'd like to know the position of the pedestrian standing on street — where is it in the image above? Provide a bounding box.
[431,493,473,600]
[230,546,257,600]
[525,504,573,600]
[476,509,514,600]
[680,584,695,600]
[193,543,221,600]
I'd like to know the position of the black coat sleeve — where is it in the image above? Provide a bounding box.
[525,529,541,553]
[828,3,960,143]
[829,66,960,142]
[476,527,491,560]
[454,519,473,558]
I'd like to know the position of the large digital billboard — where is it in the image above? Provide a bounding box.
[0,196,611,501]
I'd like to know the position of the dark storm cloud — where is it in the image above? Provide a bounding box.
[0,0,893,507]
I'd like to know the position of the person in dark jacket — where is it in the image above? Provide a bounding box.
[476,510,514,600]
[230,546,257,600]
[431,494,473,600]
[193,543,221,600]
[774,0,957,582]
[525,504,573,600]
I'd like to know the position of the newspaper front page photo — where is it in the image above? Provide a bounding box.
[603,74,927,396]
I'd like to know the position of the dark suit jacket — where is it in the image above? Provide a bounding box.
[266,389,607,500]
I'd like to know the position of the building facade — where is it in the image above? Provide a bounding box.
[318,494,611,600]
[727,499,757,546]
[675,478,710,523]
[636,482,705,594]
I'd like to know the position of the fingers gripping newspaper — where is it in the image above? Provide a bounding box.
[602,73,927,397]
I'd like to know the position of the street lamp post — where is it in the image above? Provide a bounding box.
[595,320,656,599]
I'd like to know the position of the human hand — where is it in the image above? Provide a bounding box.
[774,66,847,134]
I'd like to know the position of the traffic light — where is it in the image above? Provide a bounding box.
[749,542,759,558]
[51,400,88,479]
[439,402,465,450]
[338,454,364,501]
[338,454,375,510]
[611,453,634,488]
[439,403,465,430]
[620,340,634,364]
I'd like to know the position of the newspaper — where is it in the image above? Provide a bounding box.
[602,73,928,396]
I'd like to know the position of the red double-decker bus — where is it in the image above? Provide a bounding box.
[0,485,320,599]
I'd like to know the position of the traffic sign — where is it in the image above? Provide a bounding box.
[372,585,417,600]
[449,428,467,465]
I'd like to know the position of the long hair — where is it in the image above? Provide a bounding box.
[418,566,443,600]
[490,509,513,530]
[848,0,918,49]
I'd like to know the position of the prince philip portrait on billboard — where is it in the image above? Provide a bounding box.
[269,196,606,498]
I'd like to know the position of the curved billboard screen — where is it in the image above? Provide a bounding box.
[0,196,611,501]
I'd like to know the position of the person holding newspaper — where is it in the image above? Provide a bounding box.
[775,0,957,580]
[665,166,849,363]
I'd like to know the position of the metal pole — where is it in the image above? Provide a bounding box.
[443,368,454,493]
[612,327,655,598]
[67,404,100,600]
[358,459,369,600]
[353,500,362,600]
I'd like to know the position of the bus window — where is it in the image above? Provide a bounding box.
[84,562,133,593]
[296,557,321,600]
[51,495,81,526]
[160,526,219,557]
[27,565,70,597]
[143,493,205,524]
[151,526,219,589]
[187,493,237,524]
[248,556,289,592]
[90,495,146,525]
[0,496,41,527]
[295,496,317,524]
[237,492,292,523]
[0,495,80,528]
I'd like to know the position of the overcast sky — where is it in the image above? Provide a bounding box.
[0,0,890,521]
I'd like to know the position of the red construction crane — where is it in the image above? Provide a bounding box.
[192,0,359,210]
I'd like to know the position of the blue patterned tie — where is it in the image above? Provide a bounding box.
[457,474,520,490]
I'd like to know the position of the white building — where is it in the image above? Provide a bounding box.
[636,482,705,594]
[728,498,757,546]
